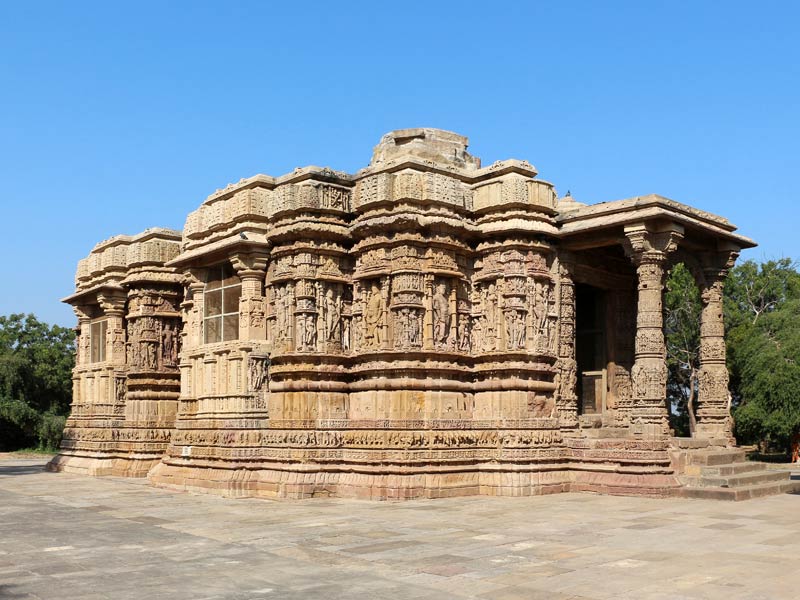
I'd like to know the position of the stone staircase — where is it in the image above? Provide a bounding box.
[676,448,800,500]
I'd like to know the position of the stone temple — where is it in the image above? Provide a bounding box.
[49,128,797,500]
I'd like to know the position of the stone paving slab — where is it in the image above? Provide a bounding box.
[1,458,799,599]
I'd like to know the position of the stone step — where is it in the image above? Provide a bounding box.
[686,449,747,466]
[703,462,766,476]
[671,437,711,449]
[681,479,800,501]
[688,469,789,489]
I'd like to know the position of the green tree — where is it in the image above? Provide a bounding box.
[0,314,75,450]
[725,259,800,453]
[664,263,702,436]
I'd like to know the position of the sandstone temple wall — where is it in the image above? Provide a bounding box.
[51,128,756,499]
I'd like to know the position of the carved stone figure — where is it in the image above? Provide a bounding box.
[342,318,351,351]
[162,323,176,367]
[483,283,498,350]
[505,309,525,350]
[457,314,470,352]
[432,282,451,348]
[248,355,270,392]
[324,287,341,342]
[364,281,385,349]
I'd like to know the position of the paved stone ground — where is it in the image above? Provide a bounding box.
[1,458,799,600]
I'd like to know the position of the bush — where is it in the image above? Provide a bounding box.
[0,397,41,450]
[37,412,66,451]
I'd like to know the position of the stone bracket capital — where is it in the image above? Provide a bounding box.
[700,246,740,283]
[623,222,684,265]
[97,291,127,315]
[231,252,270,278]
[73,304,93,322]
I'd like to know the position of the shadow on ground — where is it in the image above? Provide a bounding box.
[0,463,46,477]
[0,584,34,598]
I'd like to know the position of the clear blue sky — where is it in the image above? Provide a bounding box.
[2,1,798,327]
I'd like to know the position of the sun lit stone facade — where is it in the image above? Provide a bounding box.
[50,129,760,499]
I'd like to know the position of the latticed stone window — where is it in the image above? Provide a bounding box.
[203,262,241,343]
[89,319,107,363]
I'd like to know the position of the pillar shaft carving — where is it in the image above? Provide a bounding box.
[554,256,578,427]
[98,291,127,367]
[624,224,683,437]
[232,252,270,343]
[695,249,739,442]
[73,305,92,366]
[181,269,206,353]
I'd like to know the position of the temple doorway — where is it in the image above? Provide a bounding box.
[575,284,607,416]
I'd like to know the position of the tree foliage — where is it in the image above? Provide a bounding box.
[726,260,800,452]
[664,263,702,436]
[0,314,75,450]
[664,258,800,453]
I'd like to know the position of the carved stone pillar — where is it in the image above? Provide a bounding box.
[231,252,269,343]
[555,256,578,428]
[98,291,127,367]
[624,223,683,438]
[696,249,739,443]
[73,305,92,366]
[182,269,205,352]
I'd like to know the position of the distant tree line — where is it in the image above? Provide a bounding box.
[0,314,74,451]
[666,258,800,456]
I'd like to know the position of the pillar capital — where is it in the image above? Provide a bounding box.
[182,267,206,291]
[73,304,93,322]
[699,246,740,285]
[623,222,684,265]
[97,290,127,317]
[231,252,270,279]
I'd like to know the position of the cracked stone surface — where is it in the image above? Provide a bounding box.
[1,458,799,599]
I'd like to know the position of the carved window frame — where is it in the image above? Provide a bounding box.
[89,319,107,363]
[203,263,241,344]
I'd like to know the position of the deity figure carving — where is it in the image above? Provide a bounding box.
[555,357,577,400]
[482,283,498,350]
[505,309,525,350]
[114,376,126,404]
[162,323,177,367]
[532,281,548,336]
[395,308,422,349]
[145,341,156,370]
[364,281,385,349]
[342,318,351,351]
[323,287,342,342]
[432,282,451,348]
[297,313,317,351]
[248,355,270,392]
[275,286,288,337]
[457,313,471,352]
